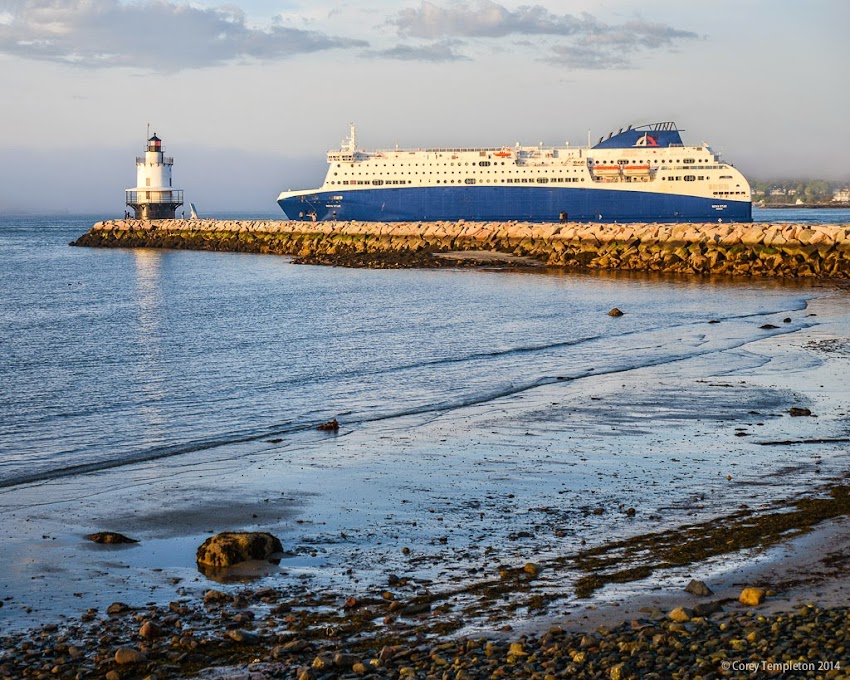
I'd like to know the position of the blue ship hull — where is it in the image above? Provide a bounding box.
[278,186,752,223]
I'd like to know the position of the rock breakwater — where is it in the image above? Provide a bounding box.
[73,219,850,278]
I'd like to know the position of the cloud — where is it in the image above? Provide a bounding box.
[0,0,368,71]
[389,1,698,67]
[392,1,591,38]
[368,39,470,62]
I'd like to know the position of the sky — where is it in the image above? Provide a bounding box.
[0,0,847,214]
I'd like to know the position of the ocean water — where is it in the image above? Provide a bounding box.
[0,211,846,489]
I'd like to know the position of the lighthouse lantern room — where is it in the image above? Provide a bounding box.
[125,132,184,219]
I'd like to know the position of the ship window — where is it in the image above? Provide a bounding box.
[683,158,695,164]
[684,175,696,182]
[465,178,476,185]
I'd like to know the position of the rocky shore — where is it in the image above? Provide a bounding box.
[2,578,848,679]
[72,218,850,278]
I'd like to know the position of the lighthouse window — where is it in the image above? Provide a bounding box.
[146,178,151,186]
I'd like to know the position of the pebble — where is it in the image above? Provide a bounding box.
[114,646,144,664]
[684,579,713,597]
[739,586,767,605]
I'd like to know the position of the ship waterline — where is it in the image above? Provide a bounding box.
[277,122,752,223]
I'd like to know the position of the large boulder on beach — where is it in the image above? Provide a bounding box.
[196,531,283,569]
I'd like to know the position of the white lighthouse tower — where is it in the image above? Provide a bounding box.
[125,131,184,219]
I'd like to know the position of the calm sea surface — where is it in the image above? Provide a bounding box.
[0,210,847,489]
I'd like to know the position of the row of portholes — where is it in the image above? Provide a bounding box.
[591,158,710,166]
[332,168,586,177]
[333,162,510,169]
[326,177,587,186]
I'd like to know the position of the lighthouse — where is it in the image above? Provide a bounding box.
[125,132,184,219]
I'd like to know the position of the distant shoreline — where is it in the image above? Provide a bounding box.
[757,203,849,209]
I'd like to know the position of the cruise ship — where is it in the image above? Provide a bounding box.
[277,123,752,223]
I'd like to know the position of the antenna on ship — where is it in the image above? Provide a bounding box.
[348,122,357,153]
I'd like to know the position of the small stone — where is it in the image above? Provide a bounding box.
[139,620,163,639]
[609,662,632,680]
[114,647,144,665]
[508,642,527,656]
[739,587,766,606]
[592,507,604,515]
[105,672,121,680]
[226,629,258,644]
[312,654,334,670]
[625,507,636,517]
[86,532,138,544]
[685,579,713,597]
[608,308,624,317]
[333,652,359,667]
[783,317,792,323]
[693,600,724,617]
[523,562,542,577]
[107,602,130,615]
[281,639,312,653]
[788,407,812,417]
[668,606,693,622]
[760,324,779,330]
[317,418,340,431]
[203,589,229,604]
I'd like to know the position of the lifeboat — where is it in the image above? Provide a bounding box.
[622,164,651,176]
[494,149,512,158]
[592,165,621,176]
